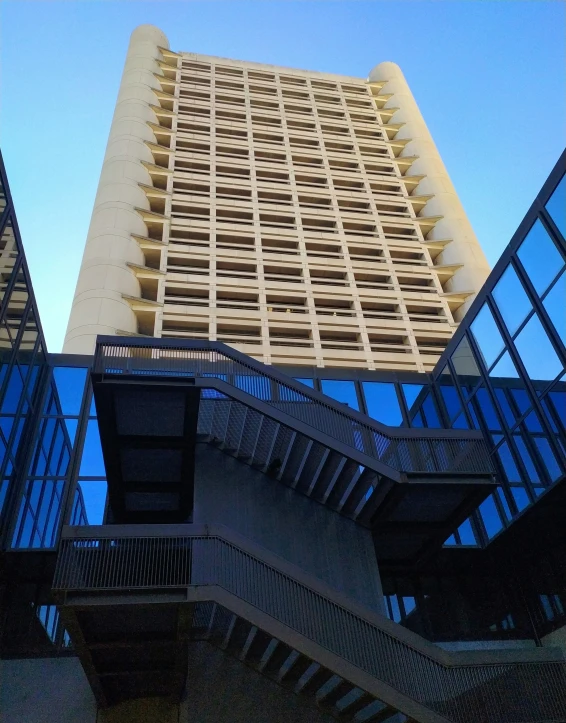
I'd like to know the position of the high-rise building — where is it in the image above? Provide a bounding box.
[1,23,565,723]
[64,24,490,373]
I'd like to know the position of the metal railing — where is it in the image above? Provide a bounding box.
[93,338,494,476]
[54,524,565,723]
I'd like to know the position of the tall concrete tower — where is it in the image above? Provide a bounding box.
[64,24,490,373]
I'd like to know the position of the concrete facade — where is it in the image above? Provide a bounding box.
[64,24,489,373]
[193,444,384,613]
[0,646,335,723]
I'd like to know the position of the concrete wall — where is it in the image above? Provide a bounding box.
[63,24,169,354]
[0,647,334,723]
[0,658,97,723]
[193,444,384,613]
[542,624,566,653]
[180,642,334,723]
[368,62,491,320]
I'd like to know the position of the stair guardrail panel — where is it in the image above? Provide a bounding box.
[53,524,566,723]
[93,338,494,477]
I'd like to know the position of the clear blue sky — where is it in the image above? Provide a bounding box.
[0,1,564,352]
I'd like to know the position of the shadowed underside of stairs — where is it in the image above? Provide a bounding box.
[53,525,566,723]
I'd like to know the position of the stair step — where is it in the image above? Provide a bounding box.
[316,677,353,708]
[257,639,293,674]
[239,626,272,664]
[276,651,313,687]
[295,662,334,695]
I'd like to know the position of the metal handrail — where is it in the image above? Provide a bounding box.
[53,524,565,723]
[93,337,494,476]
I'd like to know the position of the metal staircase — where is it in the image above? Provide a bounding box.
[53,524,566,722]
[92,338,495,562]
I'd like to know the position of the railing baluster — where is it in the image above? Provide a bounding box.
[53,527,564,723]
[96,340,493,477]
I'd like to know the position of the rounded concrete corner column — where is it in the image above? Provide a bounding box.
[368,62,491,320]
[63,24,170,354]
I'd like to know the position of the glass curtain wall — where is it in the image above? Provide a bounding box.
[0,153,48,546]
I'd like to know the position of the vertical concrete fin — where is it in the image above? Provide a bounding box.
[63,24,170,353]
[368,61,491,320]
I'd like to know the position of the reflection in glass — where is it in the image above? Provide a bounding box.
[493,388,517,427]
[545,174,565,238]
[514,314,563,382]
[11,479,64,548]
[543,271,565,345]
[402,383,423,409]
[3,269,28,347]
[362,382,402,425]
[489,352,519,379]
[513,435,540,483]
[533,437,562,482]
[53,367,88,415]
[0,478,9,516]
[470,304,505,370]
[0,220,19,308]
[321,380,359,409]
[493,265,532,336]
[0,172,5,214]
[0,365,24,414]
[517,220,564,296]
[495,442,521,483]
[547,387,566,428]
[79,420,105,476]
[471,387,502,431]
[511,487,530,513]
[439,375,462,422]
[496,487,512,520]
[450,335,481,382]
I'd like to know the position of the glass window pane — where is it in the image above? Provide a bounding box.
[439,381,462,421]
[496,487,512,520]
[0,221,19,309]
[533,438,562,482]
[76,480,108,525]
[548,387,566,429]
[511,487,531,513]
[421,394,442,428]
[362,382,402,425]
[495,442,521,483]
[543,272,565,345]
[517,220,564,296]
[489,352,520,379]
[545,174,565,239]
[79,420,105,476]
[473,388,502,432]
[492,265,532,336]
[514,314,563,382]
[470,304,505,370]
[64,418,79,445]
[479,495,503,539]
[402,383,424,410]
[450,335,481,382]
[0,364,24,414]
[320,380,359,410]
[457,518,476,545]
[294,377,314,388]
[53,367,88,415]
[513,435,540,483]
